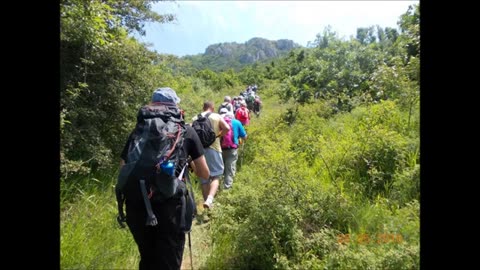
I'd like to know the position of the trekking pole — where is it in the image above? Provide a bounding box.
[188,232,194,270]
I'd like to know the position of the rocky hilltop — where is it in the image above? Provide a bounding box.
[204,37,300,64]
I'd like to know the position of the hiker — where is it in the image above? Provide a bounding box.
[192,101,230,209]
[233,96,242,114]
[235,100,250,126]
[245,90,255,111]
[119,87,210,270]
[217,96,234,114]
[219,108,247,190]
[253,95,262,116]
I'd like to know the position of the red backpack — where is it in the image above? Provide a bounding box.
[221,116,237,149]
[236,107,248,123]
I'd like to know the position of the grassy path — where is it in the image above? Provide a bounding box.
[181,90,284,269]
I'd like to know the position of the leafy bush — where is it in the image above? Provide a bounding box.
[204,94,419,270]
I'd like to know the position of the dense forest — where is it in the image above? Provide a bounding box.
[61,0,419,269]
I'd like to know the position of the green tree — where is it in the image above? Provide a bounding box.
[60,0,176,178]
[312,25,338,49]
[356,27,368,45]
[398,4,420,58]
[272,4,419,113]
[385,27,399,43]
[356,26,376,44]
[376,25,386,43]
[107,0,175,36]
[238,65,264,86]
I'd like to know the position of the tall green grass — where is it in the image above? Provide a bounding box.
[61,172,139,269]
[61,173,222,269]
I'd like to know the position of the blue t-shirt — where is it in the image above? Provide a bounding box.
[231,118,247,145]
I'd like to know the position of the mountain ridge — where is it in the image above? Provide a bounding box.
[183,37,302,71]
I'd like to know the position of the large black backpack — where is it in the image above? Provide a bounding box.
[191,112,216,148]
[115,103,196,232]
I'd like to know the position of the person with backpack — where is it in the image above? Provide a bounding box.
[235,100,250,126]
[117,87,210,270]
[192,101,230,209]
[253,95,262,117]
[217,96,234,114]
[246,91,255,111]
[219,108,247,190]
[233,96,242,115]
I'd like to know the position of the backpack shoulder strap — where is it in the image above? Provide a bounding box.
[205,112,212,118]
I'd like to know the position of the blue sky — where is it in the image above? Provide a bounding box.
[136,1,419,57]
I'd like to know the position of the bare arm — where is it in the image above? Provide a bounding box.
[120,159,125,168]
[192,155,210,180]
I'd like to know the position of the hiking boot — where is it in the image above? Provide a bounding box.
[203,197,214,209]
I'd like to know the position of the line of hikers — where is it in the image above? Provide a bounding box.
[116,86,264,269]
[191,100,247,210]
[218,92,263,126]
[199,86,264,210]
[240,84,262,116]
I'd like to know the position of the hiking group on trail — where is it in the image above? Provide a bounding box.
[237,84,262,118]
[115,85,261,270]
